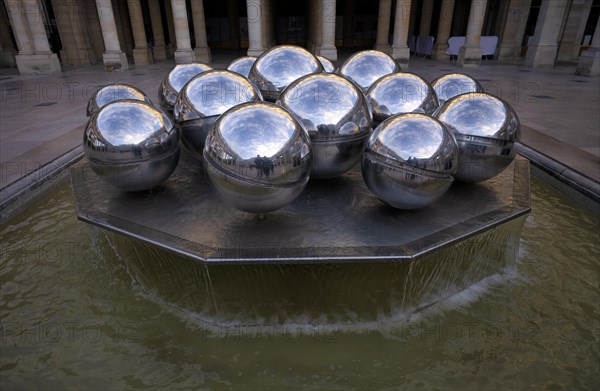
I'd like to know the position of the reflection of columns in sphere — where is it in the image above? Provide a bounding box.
[84,100,180,191]
[174,70,263,161]
[362,113,459,209]
[158,63,213,113]
[336,50,401,92]
[435,92,520,183]
[204,102,312,213]
[249,45,323,102]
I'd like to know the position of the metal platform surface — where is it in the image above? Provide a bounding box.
[71,152,530,264]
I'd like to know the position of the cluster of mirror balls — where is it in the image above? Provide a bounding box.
[83,45,520,213]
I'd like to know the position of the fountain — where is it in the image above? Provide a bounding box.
[70,47,531,323]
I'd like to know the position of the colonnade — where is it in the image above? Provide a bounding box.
[0,0,598,75]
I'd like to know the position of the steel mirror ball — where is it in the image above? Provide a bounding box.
[367,72,438,123]
[204,102,312,213]
[248,45,323,101]
[435,92,520,183]
[277,73,372,178]
[317,55,335,73]
[158,63,213,113]
[83,100,180,191]
[431,73,483,105]
[226,56,257,78]
[337,50,400,92]
[87,83,151,117]
[362,114,459,209]
[174,70,263,161]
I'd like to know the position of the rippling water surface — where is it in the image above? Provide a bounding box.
[1,176,598,390]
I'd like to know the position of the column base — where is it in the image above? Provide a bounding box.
[194,46,212,63]
[247,47,266,57]
[318,46,337,61]
[167,44,176,59]
[15,53,62,75]
[432,43,449,61]
[524,44,558,68]
[374,43,391,54]
[102,51,129,71]
[458,46,483,67]
[174,49,195,64]
[496,44,517,61]
[575,49,600,77]
[153,45,168,61]
[0,51,16,68]
[133,48,154,65]
[390,46,410,69]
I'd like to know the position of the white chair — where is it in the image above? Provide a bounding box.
[480,36,499,59]
[446,36,465,59]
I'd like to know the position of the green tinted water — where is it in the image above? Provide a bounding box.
[1,176,598,390]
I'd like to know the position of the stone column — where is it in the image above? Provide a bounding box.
[572,0,593,59]
[0,3,17,67]
[22,0,52,53]
[246,0,265,56]
[116,0,134,56]
[94,0,128,70]
[458,0,488,67]
[164,0,176,57]
[311,0,323,53]
[576,18,600,76]
[84,0,105,62]
[391,0,412,68]
[514,0,532,57]
[374,0,392,52]
[525,0,568,67]
[127,0,153,64]
[52,0,93,67]
[558,0,593,61]
[4,0,34,54]
[228,0,241,49]
[432,0,455,60]
[147,0,167,60]
[171,0,194,63]
[419,0,435,36]
[319,0,337,60]
[496,0,529,60]
[343,0,354,47]
[7,0,61,74]
[191,0,211,62]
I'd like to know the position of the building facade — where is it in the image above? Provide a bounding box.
[1,0,599,75]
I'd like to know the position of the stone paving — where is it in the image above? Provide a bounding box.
[0,49,598,193]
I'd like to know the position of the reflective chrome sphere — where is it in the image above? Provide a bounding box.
[337,50,400,92]
[431,73,483,105]
[158,63,213,113]
[362,114,459,209]
[227,56,257,78]
[87,83,151,117]
[317,55,335,73]
[204,102,312,213]
[367,72,438,123]
[435,92,520,183]
[83,100,180,191]
[248,45,323,101]
[174,70,263,161]
[277,73,372,178]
